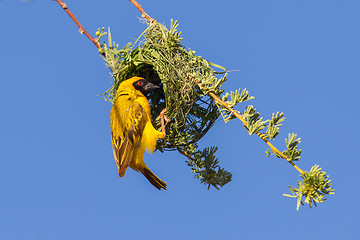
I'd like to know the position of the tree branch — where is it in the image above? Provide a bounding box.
[54,0,101,50]
[207,90,305,174]
[177,147,195,161]
[129,0,154,23]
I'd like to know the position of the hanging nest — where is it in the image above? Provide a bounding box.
[55,0,335,207]
[99,20,233,189]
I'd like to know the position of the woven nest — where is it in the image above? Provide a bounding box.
[102,20,226,152]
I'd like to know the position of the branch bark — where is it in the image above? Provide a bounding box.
[129,0,154,23]
[54,0,101,50]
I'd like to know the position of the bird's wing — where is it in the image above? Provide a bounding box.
[111,101,148,177]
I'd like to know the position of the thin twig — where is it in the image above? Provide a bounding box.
[207,90,305,174]
[129,0,154,23]
[177,147,195,161]
[54,0,101,50]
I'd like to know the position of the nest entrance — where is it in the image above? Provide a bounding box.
[102,20,223,152]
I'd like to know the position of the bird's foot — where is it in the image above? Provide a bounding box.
[160,108,170,137]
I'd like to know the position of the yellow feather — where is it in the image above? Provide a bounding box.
[110,77,167,190]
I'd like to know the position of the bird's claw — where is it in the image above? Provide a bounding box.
[160,108,170,137]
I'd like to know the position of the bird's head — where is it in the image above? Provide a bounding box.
[120,77,160,96]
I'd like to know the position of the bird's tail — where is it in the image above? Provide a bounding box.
[141,166,167,190]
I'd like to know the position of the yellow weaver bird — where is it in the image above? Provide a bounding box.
[110,77,167,190]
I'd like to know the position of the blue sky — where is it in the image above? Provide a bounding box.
[1,0,359,239]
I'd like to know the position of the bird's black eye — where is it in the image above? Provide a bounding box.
[138,81,143,86]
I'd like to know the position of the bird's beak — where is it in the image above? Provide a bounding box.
[144,82,160,93]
